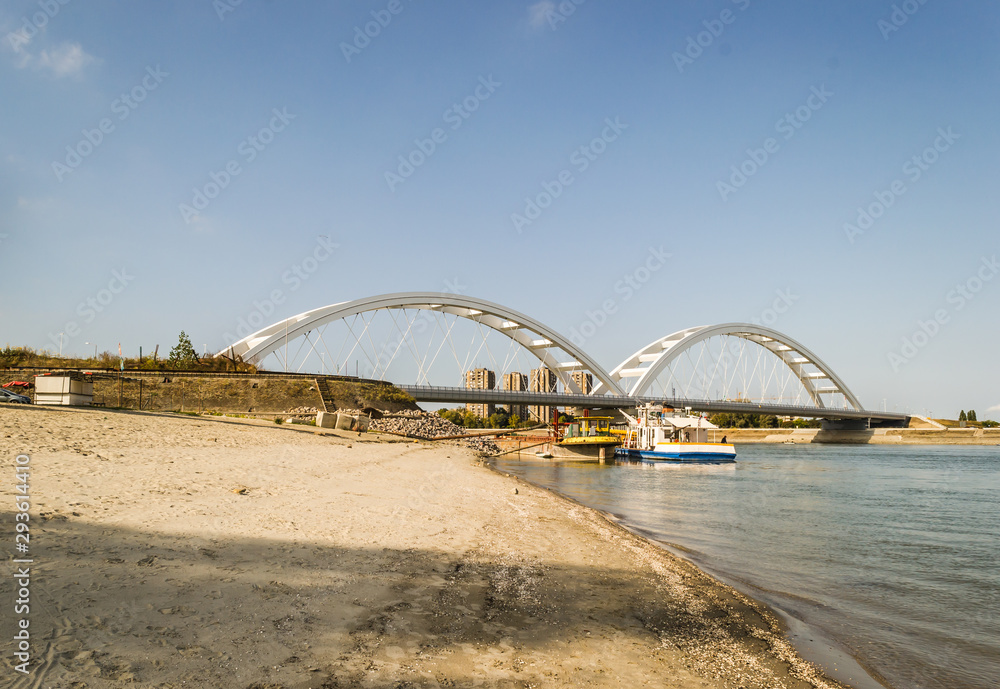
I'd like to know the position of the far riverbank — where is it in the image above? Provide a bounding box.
[717,427,1000,445]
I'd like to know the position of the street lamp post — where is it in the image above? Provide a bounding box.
[85,342,97,360]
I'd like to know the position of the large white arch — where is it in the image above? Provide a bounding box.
[594,323,863,410]
[217,292,625,395]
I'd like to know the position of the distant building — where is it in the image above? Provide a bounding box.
[528,366,558,423]
[502,372,528,421]
[571,371,593,394]
[568,371,594,416]
[464,368,496,419]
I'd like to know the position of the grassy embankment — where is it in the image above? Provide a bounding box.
[1,346,416,416]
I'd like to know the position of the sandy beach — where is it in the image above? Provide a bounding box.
[1,405,850,689]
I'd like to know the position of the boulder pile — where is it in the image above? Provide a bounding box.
[369,409,464,437]
[367,410,501,455]
[464,436,502,455]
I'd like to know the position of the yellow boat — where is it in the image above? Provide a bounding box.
[553,416,622,461]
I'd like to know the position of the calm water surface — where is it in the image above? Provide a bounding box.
[493,445,1000,689]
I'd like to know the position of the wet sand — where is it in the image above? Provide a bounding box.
[1,405,851,688]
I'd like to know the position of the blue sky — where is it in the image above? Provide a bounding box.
[2,0,998,418]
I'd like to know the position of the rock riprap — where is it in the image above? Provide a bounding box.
[367,410,501,455]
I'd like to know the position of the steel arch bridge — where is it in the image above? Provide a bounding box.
[218,292,866,415]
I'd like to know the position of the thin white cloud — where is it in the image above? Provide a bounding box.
[528,1,556,29]
[987,404,1000,413]
[36,41,94,77]
[3,21,96,78]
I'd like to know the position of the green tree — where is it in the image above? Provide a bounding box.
[959,410,967,422]
[438,408,467,427]
[508,414,521,429]
[487,409,510,429]
[968,409,977,422]
[168,331,198,368]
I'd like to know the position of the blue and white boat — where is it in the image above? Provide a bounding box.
[615,405,736,464]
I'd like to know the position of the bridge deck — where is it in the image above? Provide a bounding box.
[397,385,908,422]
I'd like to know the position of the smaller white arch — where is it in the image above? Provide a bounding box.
[594,323,863,410]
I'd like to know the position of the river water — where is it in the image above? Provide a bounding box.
[493,445,1000,689]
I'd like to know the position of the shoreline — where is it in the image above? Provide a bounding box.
[488,460,886,689]
[3,404,857,688]
[649,541,889,689]
[716,427,1000,445]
